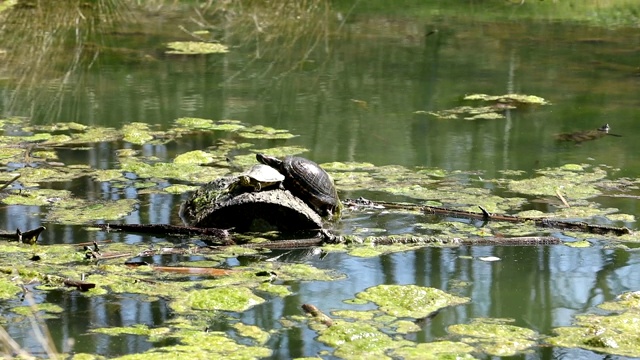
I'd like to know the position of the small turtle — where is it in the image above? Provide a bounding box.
[256,153,341,218]
[233,164,285,192]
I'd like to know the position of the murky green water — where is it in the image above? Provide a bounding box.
[1,1,640,359]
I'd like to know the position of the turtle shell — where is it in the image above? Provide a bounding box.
[256,154,340,217]
[238,164,284,191]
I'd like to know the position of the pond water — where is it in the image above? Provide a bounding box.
[1,1,640,359]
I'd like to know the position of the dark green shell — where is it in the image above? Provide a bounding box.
[256,153,340,217]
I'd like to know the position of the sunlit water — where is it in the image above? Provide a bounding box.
[1,2,640,359]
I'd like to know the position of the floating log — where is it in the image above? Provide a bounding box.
[63,279,96,292]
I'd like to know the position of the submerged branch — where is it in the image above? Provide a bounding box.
[91,223,233,243]
[302,303,333,327]
[346,199,632,236]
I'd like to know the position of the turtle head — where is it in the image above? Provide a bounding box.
[256,153,282,169]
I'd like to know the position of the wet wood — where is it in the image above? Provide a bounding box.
[151,266,236,276]
[91,223,233,242]
[302,303,333,327]
[63,279,96,291]
[350,235,561,246]
[346,199,631,236]
[0,174,21,191]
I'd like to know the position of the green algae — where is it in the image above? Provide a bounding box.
[174,287,265,313]
[166,41,229,55]
[508,175,601,199]
[173,150,216,165]
[122,122,154,145]
[565,240,592,248]
[463,93,549,105]
[16,165,93,185]
[112,329,272,360]
[390,319,422,334]
[273,263,345,282]
[119,158,227,184]
[448,318,538,356]
[355,284,470,318]
[91,324,171,341]
[2,188,72,206]
[253,146,310,158]
[256,282,291,297]
[331,309,376,322]
[163,184,200,194]
[0,276,21,300]
[11,303,64,317]
[547,291,640,357]
[233,322,270,345]
[391,341,476,360]
[91,169,127,182]
[236,125,296,140]
[317,320,412,359]
[45,198,138,224]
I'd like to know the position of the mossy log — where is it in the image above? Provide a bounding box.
[180,177,322,232]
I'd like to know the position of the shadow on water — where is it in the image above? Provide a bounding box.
[1,0,640,358]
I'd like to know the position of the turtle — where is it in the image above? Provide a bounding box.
[256,153,341,218]
[232,164,285,192]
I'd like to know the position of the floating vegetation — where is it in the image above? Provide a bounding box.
[417,93,548,120]
[317,320,412,359]
[448,318,539,356]
[236,125,297,140]
[463,93,549,105]
[507,164,606,200]
[356,284,470,318]
[45,198,139,224]
[391,341,475,360]
[0,110,638,359]
[548,291,640,357]
[165,41,229,55]
[122,122,154,145]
